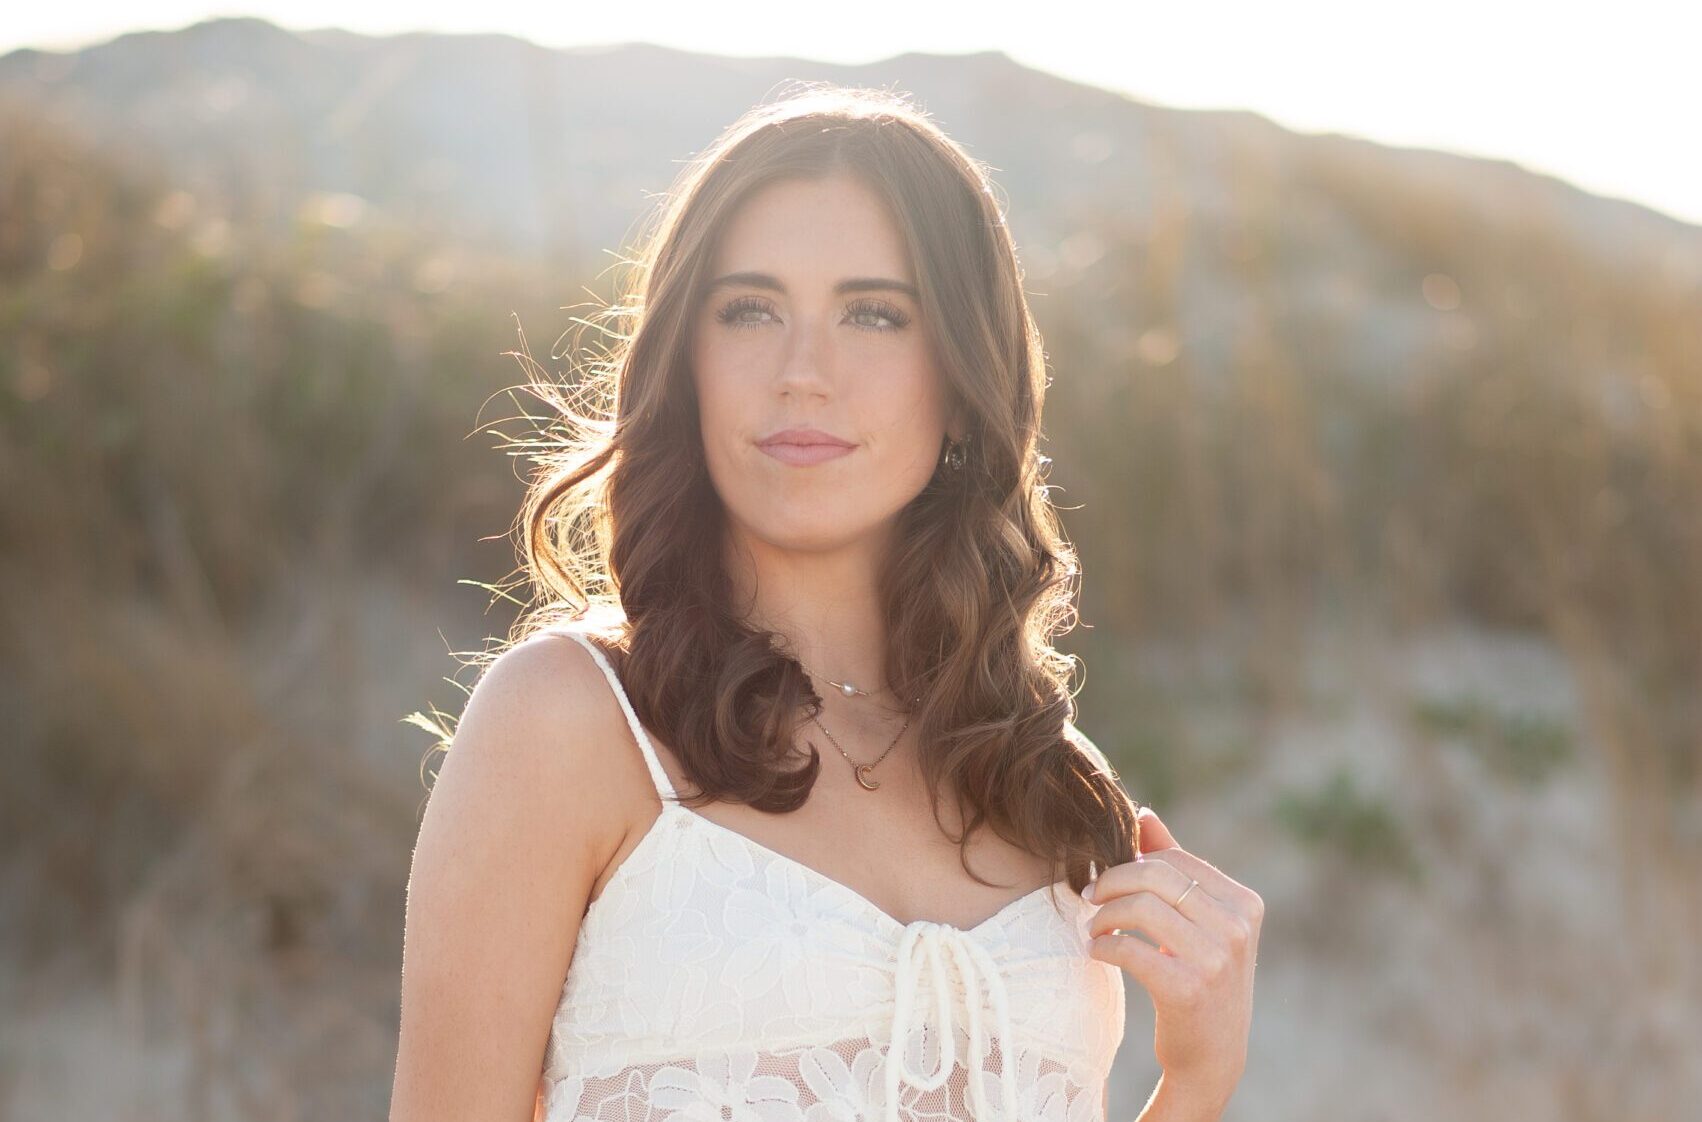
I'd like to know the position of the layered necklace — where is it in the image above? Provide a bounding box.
[796,658,921,791]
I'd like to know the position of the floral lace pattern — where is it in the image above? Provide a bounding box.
[534,624,1126,1122]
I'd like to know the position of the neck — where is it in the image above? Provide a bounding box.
[722,518,893,702]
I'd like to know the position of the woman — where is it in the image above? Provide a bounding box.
[391,85,1260,1122]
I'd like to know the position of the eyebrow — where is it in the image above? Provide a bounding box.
[704,271,920,301]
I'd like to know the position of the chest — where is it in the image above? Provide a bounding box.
[621,738,1061,932]
[551,799,1125,1098]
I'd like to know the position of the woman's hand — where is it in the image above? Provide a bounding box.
[1084,806,1261,1114]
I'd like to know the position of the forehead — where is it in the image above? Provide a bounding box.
[708,174,915,285]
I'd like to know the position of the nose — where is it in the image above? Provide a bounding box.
[772,314,834,402]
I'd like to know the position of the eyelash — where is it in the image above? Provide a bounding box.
[714,296,912,333]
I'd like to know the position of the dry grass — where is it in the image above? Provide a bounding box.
[3,99,1699,1119]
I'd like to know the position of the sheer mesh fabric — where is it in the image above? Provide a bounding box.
[535,623,1126,1122]
[541,1038,1106,1121]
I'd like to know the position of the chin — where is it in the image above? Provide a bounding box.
[769,525,862,552]
[747,514,878,554]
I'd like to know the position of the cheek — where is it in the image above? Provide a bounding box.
[868,362,949,467]
[689,339,735,443]
[689,348,756,501]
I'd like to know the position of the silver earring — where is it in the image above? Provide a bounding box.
[943,434,967,471]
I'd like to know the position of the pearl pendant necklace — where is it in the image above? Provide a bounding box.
[828,677,869,699]
[795,657,922,791]
[796,660,919,708]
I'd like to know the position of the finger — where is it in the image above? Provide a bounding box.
[1136,864,1253,953]
[1088,890,1212,960]
[1086,850,1203,913]
[1089,928,1188,994]
[1110,808,1256,918]
[1085,851,1194,908]
[1134,805,1175,858]
[1130,846,1262,924]
[1085,856,1248,958]
[1085,861,1205,945]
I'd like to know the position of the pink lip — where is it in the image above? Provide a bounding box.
[757,427,856,467]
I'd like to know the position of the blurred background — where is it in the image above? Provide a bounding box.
[2,5,1699,1120]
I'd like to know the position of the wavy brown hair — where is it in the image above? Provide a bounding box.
[471,83,1138,896]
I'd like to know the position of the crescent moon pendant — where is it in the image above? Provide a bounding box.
[854,764,882,790]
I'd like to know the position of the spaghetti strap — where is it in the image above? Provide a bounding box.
[537,624,678,803]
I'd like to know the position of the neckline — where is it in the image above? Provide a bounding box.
[664,802,1076,937]
[548,622,1080,937]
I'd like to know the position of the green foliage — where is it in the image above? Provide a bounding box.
[1409,694,1576,786]
[1273,765,1424,883]
[0,106,575,627]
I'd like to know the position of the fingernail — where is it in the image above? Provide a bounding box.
[1083,879,1096,902]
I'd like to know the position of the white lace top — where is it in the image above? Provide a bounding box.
[534,623,1126,1122]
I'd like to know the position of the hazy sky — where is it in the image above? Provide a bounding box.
[7,2,1698,227]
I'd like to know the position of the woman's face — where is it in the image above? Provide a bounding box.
[689,173,958,557]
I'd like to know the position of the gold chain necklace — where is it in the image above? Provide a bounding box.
[797,659,921,791]
[806,708,910,791]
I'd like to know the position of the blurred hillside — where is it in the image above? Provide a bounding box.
[1,16,1700,1122]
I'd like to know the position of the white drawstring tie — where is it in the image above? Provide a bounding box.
[884,922,1020,1122]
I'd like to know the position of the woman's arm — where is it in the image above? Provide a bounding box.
[1132,1071,1236,1121]
[389,638,636,1122]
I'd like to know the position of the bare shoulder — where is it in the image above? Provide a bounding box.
[453,630,628,773]
[389,630,636,1122]
[436,631,636,860]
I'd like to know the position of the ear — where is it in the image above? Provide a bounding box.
[947,404,971,443]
